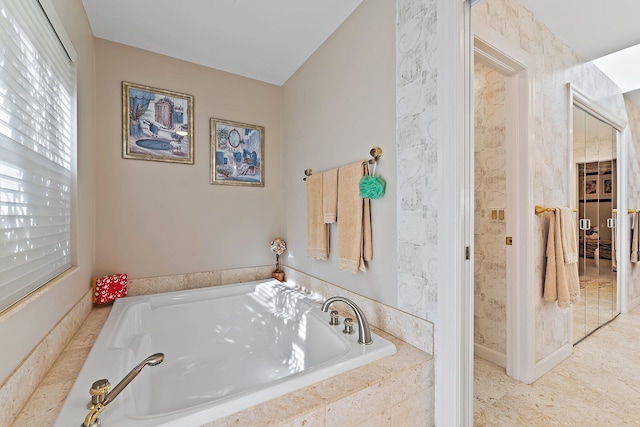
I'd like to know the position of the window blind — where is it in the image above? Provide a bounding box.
[0,0,75,312]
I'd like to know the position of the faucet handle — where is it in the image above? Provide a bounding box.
[329,310,340,325]
[89,379,110,406]
[343,318,355,335]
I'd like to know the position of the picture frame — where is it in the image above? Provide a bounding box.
[602,174,613,196]
[122,82,194,164]
[210,118,265,187]
[582,175,599,200]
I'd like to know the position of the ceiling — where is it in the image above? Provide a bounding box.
[517,0,640,105]
[518,0,640,62]
[81,0,362,86]
[82,0,640,90]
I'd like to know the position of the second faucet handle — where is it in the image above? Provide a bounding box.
[343,318,355,335]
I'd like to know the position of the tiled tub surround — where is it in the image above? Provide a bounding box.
[6,266,434,427]
[0,269,94,427]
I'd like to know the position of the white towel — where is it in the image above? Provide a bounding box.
[632,212,639,263]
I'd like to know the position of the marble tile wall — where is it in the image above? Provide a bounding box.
[396,0,439,321]
[473,0,628,362]
[474,61,507,356]
[624,98,640,307]
[126,265,274,296]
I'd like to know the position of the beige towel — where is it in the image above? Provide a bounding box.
[306,173,329,260]
[544,208,580,308]
[323,168,338,224]
[559,207,578,265]
[558,208,580,307]
[337,162,372,273]
[543,212,558,303]
[632,212,639,263]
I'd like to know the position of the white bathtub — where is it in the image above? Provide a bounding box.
[55,279,396,427]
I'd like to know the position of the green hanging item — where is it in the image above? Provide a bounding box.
[359,175,385,199]
[359,161,385,199]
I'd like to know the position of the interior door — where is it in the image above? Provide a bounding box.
[572,105,619,344]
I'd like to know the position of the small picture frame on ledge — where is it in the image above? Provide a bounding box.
[122,82,194,164]
[210,117,265,187]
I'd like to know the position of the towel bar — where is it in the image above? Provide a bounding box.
[534,205,577,215]
[303,147,382,181]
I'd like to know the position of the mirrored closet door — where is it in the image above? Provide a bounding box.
[572,105,619,344]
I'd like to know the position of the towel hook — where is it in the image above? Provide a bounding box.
[370,147,382,161]
[303,169,313,181]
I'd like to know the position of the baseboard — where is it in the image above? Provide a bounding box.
[474,343,506,368]
[534,342,572,381]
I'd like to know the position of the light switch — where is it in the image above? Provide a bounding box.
[498,209,505,220]
[491,209,498,220]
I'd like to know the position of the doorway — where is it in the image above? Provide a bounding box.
[472,21,534,384]
[473,57,508,368]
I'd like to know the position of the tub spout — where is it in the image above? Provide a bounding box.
[321,297,372,345]
[82,353,164,427]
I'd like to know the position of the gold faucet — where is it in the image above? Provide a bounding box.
[82,353,164,427]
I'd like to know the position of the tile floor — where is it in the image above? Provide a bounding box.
[474,304,640,426]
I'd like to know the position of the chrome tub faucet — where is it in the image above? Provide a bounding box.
[321,297,372,345]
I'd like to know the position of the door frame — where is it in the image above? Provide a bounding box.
[436,1,535,423]
[473,21,535,383]
[436,0,536,423]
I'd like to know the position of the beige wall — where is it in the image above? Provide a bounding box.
[281,0,398,307]
[0,0,96,385]
[94,40,282,278]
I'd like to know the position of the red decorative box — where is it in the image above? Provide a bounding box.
[92,273,128,305]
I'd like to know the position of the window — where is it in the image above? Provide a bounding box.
[0,0,76,312]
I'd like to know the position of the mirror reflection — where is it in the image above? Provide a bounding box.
[572,105,619,343]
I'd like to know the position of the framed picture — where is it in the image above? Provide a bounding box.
[582,175,599,200]
[210,118,265,187]
[122,82,194,164]
[602,174,613,197]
